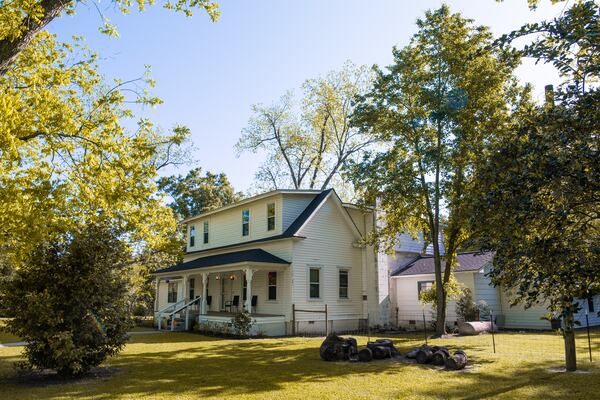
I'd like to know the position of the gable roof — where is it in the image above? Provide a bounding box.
[154,248,290,274]
[185,189,334,255]
[181,189,323,223]
[392,251,494,277]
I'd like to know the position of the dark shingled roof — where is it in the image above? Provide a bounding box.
[185,189,334,256]
[392,252,494,277]
[154,249,290,274]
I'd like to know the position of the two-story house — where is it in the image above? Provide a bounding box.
[153,189,385,336]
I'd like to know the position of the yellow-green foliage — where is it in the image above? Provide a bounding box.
[0,32,184,266]
[419,273,463,307]
[0,331,598,399]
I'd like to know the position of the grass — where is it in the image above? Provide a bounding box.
[0,319,20,344]
[0,329,598,399]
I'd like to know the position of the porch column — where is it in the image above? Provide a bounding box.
[154,278,160,312]
[244,268,256,313]
[183,275,190,330]
[201,272,209,315]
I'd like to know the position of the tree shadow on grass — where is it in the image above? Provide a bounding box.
[0,333,598,399]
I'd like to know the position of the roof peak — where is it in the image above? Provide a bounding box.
[182,188,331,223]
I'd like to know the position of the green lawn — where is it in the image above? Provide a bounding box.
[0,319,20,344]
[0,329,598,399]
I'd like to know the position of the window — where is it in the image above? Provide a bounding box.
[189,226,195,247]
[203,221,209,244]
[243,275,247,301]
[242,209,250,236]
[339,270,349,299]
[267,203,275,231]
[268,272,277,300]
[588,297,595,313]
[167,282,178,303]
[309,268,320,299]
[417,281,434,299]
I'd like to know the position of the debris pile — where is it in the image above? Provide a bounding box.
[407,344,468,370]
[319,335,469,371]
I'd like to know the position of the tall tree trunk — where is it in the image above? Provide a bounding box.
[0,0,71,75]
[563,305,577,371]
[433,117,445,336]
[432,226,445,336]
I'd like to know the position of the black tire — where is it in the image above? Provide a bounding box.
[372,345,391,360]
[358,348,373,362]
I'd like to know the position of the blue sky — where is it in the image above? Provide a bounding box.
[49,0,566,192]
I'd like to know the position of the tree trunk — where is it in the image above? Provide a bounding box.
[563,306,577,372]
[0,0,71,75]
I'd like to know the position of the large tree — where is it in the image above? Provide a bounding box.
[350,5,525,335]
[237,62,376,195]
[158,167,240,220]
[470,0,599,371]
[0,0,219,74]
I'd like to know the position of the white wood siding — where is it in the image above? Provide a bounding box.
[391,272,475,328]
[290,197,364,322]
[156,278,185,310]
[186,195,283,252]
[473,265,502,316]
[499,290,551,330]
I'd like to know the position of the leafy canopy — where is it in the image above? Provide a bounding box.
[471,0,599,371]
[0,0,219,73]
[237,62,375,197]
[158,167,240,220]
[0,31,188,266]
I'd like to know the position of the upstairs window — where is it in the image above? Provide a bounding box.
[167,282,178,303]
[189,226,195,247]
[203,221,209,244]
[339,270,349,299]
[267,203,275,231]
[242,209,250,236]
[268,272,277,300]
[588,297,595,313]
[309,268,320,299]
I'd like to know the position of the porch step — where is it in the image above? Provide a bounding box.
[170,318,187,331]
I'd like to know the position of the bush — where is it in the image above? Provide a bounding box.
[456,289,479,322]
[0,224,133,377]
[231,311,253,337]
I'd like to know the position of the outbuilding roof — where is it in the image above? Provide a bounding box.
[391,251,494,277]
[154,248,290,274]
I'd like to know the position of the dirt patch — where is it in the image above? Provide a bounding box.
[9,366,119,387]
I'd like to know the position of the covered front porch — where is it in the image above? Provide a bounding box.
[153,249,290,336]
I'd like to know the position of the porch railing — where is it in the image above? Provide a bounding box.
[158,297,202,331]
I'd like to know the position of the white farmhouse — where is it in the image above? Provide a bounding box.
[153,189,382,336]
[153,188,599,335]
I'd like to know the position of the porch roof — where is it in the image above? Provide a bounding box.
[153,248,290,274]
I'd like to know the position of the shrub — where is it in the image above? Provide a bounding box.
[0,224,133,377]
[231,311,253,337]
[456,289,479,321]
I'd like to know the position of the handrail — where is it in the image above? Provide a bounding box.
[157,299,186,331]
[156,299,185,315]
[158,297,202,331]
[168,296,202,318]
